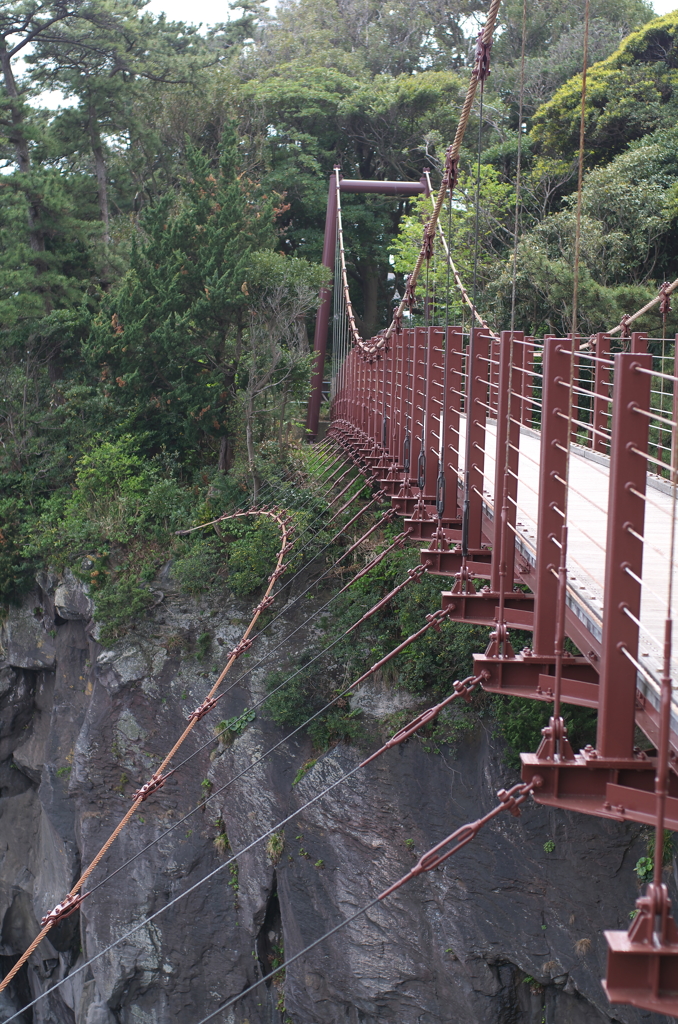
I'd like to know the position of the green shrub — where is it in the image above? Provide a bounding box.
[173,537,227,595]
[492,695,597,771]
[94,577,154,645]
[634,855,654,882]
[215,708,256,745]
[225,515,282,596]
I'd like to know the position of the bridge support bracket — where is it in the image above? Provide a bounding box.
[604,883,678,1016]
[472,652,598,706]
[519,751,678,830]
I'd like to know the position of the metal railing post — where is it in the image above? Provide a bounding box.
[446,327,463,518]
[464,327,491,550]
[596,351,652,759]
[424,327,444,496]
[532,337,571,657]
[491,331,522,592]
[412,327,428,482]
[521,337,534,428]
[592,332,610,453]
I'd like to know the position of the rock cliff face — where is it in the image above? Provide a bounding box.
[0,569,671,1024]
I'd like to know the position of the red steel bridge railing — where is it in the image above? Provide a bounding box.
[327,324,678,1017]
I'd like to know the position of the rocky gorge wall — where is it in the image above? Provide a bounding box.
[0,565,673,1024]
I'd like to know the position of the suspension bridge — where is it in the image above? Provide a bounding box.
[4,0,678,1021]
[302,0,678,1012]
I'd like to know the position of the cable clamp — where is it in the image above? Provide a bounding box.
[423,225,434,262]
[228,636,254,660]
[475,32,493,82]
[496,787,523,817]
[132,771,167,803]
[404,277,416,310]
[444,153,459,192]
[188,695,220,723]
[660,281,672,321]
[619,313,631,341]
[425,608,449,632]
[255,594,276,614]
[40,892,88,928]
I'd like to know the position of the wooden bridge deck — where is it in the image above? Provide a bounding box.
[457,416,677,697]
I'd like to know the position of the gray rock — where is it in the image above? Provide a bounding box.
[0,582,668,1024]
[96,644,149,692]
[0,666,16,699]
[54,569,94,622]
[2,604,56,670]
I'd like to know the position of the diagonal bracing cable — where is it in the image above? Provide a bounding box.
[187,778,538,1024]
[5,656,482,1023]
[80,565,440,900]
[7,753,532,1024]
[9,522,422,1004]
[2,484,385,992]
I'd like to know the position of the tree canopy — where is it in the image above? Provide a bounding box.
[1,0,677,612]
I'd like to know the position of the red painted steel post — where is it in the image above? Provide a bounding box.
[491,331,522,592]
[338,349,345,421]
[342,353,348,421]
[488,334,499,416]
[631,331,648,354]
[374,354,383,450]
[366,359,374,442]
[405,328,415,476]
[394,330,405,468]
[360,354,366,430]
[446,327,463,518]
[532,337,571,657]
[596,351,652,759]
[307,172,338,438]
[464,328,491,549]
[379,350,388,451]
[522,337,534,428]
[570,347,580,444]
[382,343,391,453]
[412,327,428,481]
[349,349,357,427]
[592,333,610,453]
[380,349,389,451]
[424,327,444,496]
[387,340,396,457]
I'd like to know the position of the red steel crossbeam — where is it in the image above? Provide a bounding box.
[307,172,428,438]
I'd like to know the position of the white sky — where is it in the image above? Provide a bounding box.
[144,0,265,23]
[145,0,677,23]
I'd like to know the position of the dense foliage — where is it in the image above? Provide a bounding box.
[0,0,673,766]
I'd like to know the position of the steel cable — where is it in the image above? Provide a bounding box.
[81,567,434,900]
[0,508,292,994]
[4,658,480,1023]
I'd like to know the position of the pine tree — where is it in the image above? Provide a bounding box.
[86,128,275,466]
